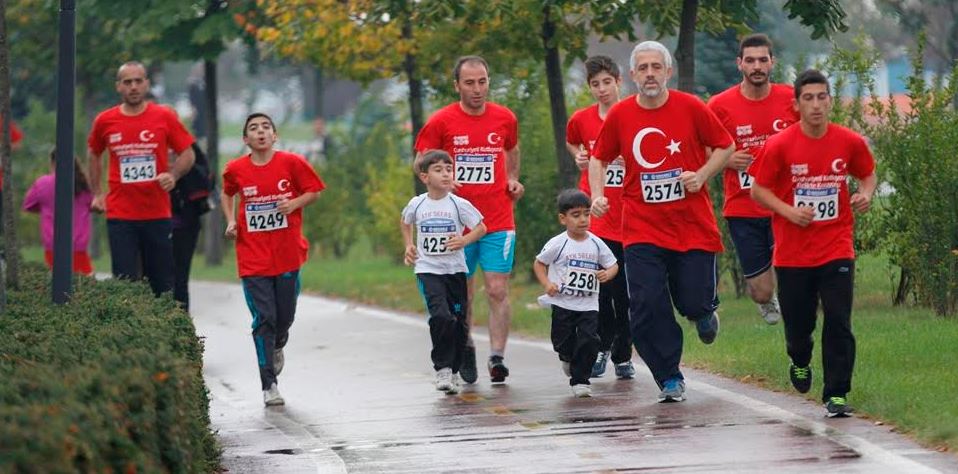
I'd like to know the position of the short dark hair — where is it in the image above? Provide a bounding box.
[417,150,453,174]
[557,189,591,214]
[243,112,276,137]
[738,33,774,58]
[453,55,489,82]
[584,55,620,82]
[794,69,830,100]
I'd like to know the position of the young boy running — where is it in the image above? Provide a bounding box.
[566,55,634,380]
[401,150,487,394]
[751,70,876,417]
[221,113,325,406]
[534,190,618,398]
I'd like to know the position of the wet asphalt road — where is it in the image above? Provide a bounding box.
[192,280,957,473]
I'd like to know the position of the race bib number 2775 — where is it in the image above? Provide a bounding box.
[455,154,495,184]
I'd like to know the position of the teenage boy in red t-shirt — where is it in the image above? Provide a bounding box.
[221,113,325,406]
[707,33,798,325]
[751,70,876,418]
[88,61,196,297]
[590,41,734,403]
[565,56,634,380]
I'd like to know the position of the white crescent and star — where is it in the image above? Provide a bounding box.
[831,158,847,173]
[772,119,788,132]
[487,132,502,145]
[139,130,155,142]
[632,127,681,169]
[278,179,291,191]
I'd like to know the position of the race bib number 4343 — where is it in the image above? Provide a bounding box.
[641,168,684,204]
[455,154,495,184]
[119,155,157,183]
[246,202,288,232]
[794,187,839,221]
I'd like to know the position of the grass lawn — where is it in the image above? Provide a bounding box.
[25,242,956,453]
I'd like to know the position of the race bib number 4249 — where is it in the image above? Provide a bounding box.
[794,187,839,221]
[641,168,684,204]
[119,155,156,183]
[455,154,495,184]
[246,202,288,232]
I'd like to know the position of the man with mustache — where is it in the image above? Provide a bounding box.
[415,56,523,385]
[707,34,798,325]
[590,41,734,403]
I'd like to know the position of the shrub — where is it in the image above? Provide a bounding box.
[0,265,219,472]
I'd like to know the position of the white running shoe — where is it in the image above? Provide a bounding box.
[447,373,461,395]
[263,383,285,406]
[435,368,454,392]
[759,295,782,325]
[571,384,592,398]
[274,348,285,375]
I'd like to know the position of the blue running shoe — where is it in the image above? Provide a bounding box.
[658,377,686,403]
[591,351,610,378]
[696,312,719,345]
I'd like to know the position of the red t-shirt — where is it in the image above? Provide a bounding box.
[88,102,194,220]
[0,117,24,190]
[414,102,519,233]
[708,84,798,218]
[567,104,624,242]
[753,124,875,267]
[222,151,325,277]
[592,91,733,251]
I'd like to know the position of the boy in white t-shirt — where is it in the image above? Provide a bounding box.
[401,150,487,394]
[534,189,619,397]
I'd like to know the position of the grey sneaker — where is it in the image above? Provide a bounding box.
[571,384,592,398]
[460,346,478,384]
[263,383,285,406]
[591,351,610,378]
[435,367,454,392]
[825,396,854,418]
[614,361,636,379]
[658,377,686,403]
[695,312,720,344]
[273,348,285,376]
[759,296,782,325]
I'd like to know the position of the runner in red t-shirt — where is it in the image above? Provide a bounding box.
[751,70,876,418]
[221,113,325,406]
[414,56,522,385]
[87,62,196,297]
[590,41,734,403]
[565,56,634,380]
[707,34,798,325]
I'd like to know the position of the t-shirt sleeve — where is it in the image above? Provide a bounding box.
[414,116,444,153]
[752,140,782,189]
[291,155,326,194]
[457,197,484,229]
[566,113,582,146]
[504,109,519,151]
[597,238,617,268]
[591,110,620,163]
[87,115,106,155]
[535,237,561,264]
[847,133,876,180]
[400,196,419,225]
[166,111,195,154]
[695,101,733,150]
[222,163,238,196]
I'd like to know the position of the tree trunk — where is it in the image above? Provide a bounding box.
[203,59,223,266]
[542,4,577,188]
[675,0,698,93]
[402,18,426,194]
[0,0,20,306]
[893,268,911,306]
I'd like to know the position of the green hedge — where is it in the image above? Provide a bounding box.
[0,265,219,472]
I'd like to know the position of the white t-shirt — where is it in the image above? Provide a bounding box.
[535,231,617,312]
[401,193,483,275]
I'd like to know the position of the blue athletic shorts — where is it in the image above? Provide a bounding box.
[464,230,516,276]
[726,217,774,279]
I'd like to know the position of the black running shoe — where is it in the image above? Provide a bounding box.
[825,396,854,418]
[488,355,509,383]
[460,346,478,384]
[789,364,812,393]
[695,312,719,345]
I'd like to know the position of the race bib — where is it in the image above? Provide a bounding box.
[605,159,625,188]
[794,187,839,221]
[641,168,684,204]
[418,218,457,256]
[737,169,753,189]
[455,154,495,184]
[119,155,157,183]
[245,202,288,232]
[561,259,599,296]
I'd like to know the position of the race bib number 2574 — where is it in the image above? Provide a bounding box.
[641,168,684,204]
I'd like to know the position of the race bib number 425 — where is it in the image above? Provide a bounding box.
[641,168,684,204]
[246,202,288,232]
[561,259,600,296]
[795,187,839,221]
[455,154,495,184]
[418,218,457,256]
[119,155,156,183]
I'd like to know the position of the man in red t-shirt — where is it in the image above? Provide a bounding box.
[590,41,734,403]
[565,56,634,380]
[415,56,522,385]
[707,34,798,325]
[87,61,196,297]
[222,113,325,406]
[752,69,876,418]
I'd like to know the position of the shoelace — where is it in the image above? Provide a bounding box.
[793,366,810,379]
[829,396,846,406]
